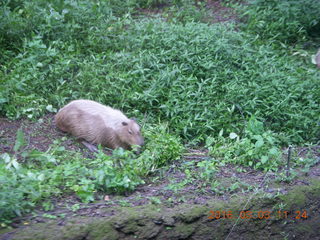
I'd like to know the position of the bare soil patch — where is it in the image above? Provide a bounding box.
[135,0,241,23]
[206,0,240,23]
[0,115,319,230]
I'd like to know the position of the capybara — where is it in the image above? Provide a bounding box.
[55,100,144,150]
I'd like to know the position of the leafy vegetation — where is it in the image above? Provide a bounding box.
[1,18,319,143]
[207,117,282,171]
[1,0,319,226]
[241,0,320,44]
[0,125,183,223]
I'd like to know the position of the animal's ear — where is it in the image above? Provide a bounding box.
[122,122,128,126]
[131,118,137,122]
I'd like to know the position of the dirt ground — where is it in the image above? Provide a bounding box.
[137,0,240,23]
[1,0,320,235]
[1,113,319,229]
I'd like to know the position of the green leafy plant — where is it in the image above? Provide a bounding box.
[275,170,298,183]
[1,12,319,143]
[240,0,320,44]
[196,159,219,182]
[0,123,184,223]
[1,0,320,226]
[164,0,208,24]
[136,123,185,175]
[207,117,282,171]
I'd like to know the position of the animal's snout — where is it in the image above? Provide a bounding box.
[132,138,144,154]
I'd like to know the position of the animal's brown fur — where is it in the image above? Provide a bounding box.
[55,100,144,150]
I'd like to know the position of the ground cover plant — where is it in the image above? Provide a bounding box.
[0,124,183,224]
[2,19,319,143]
[240,0,320,44]
[0,0,319,228]
[1,0,319,144]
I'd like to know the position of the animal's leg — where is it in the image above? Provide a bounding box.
[82,141,98,152]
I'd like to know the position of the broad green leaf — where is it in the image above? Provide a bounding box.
[229,132,238,139]
[12,159,20,170]
[1,153,11,163]
[219,129,224,137]
[269,147,279,156]
[255,139,264,148]
[261,156,268,164]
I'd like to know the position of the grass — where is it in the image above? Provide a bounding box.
[0,0,319,225]
[240,0,320,44]
[1,19,319,144]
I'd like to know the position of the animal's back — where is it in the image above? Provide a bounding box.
[55,100,128,145]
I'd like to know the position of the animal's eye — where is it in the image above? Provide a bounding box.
[128,130,133,135]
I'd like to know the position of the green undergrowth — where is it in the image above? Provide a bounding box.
[1,18,319,144]
[0,0,207,62]
[206,116,319,172]
[240,0,320,44]
[207,116,282,171]
[1,0,320,227]
[0,124,184,224]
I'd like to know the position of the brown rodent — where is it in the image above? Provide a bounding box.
[55,100,144,150]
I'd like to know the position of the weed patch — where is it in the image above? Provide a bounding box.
[240,0,320,44]
[1,19,319,143]
[1,0,320,227]
[0,125,183,223]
